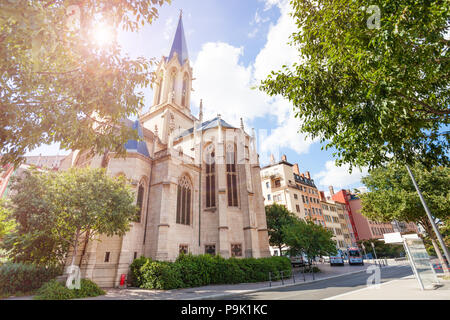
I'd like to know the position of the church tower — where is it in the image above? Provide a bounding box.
[141,12,195,144]
[151,12,192,112]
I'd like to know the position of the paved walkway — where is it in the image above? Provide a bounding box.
[325,275,450,300]
[83,261,391,300]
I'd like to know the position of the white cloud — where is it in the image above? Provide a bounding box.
[314,161,369,190]
[192,42,270,125]
[163,17,175,41]
[253,0,298,82]
[191,0,314,160]
[248,28,259,38]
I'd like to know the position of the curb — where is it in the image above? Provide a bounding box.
[187,264,409,300]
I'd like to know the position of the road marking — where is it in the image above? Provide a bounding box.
[323,267,412,300]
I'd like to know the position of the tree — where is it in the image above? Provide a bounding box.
[0,199,15,241]
[2,168,138,267]
[360,163,449,273]
[283,219,337,263]
[259,0,449,169]
[265,204,298,254]
[0,0,170,166]
[357,239,404,258]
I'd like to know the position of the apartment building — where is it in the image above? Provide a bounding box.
[260,155,325,227]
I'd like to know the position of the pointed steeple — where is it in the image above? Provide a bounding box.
[168,11,189,65]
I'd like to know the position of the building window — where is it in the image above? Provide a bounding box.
[135,184,145,222]
[231,244,242,257]
[302,195,305,203]
[296,204,300,212]
[274,179,281,188]
[266,182,269,189]
[267,194,271,201]
[176,175,192,225]
[179,245,189,255]
[205,145,216,208]
[294,194,298,200]
[133,252,137,260]
[104,252,110,263]
[226,143,239,207]
[205,244,216,255]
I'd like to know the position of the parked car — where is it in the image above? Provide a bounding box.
[284,252,310,267]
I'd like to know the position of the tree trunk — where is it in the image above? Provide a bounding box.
[430,237,450,276]
[70,231,80,267]
[423,221,449,276]
[279,244,283,256]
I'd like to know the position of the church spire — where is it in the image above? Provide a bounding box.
[168,11,189,65]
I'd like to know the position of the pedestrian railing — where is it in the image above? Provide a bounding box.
[268,264,319,287]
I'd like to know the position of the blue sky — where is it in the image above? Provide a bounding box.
[26,0,368,194]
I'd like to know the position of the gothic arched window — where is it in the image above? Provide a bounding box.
[205,144,216,208]
[226,142,239,207]
[181,74,188,107]
[176,175,192,225]
[136,184,145,223]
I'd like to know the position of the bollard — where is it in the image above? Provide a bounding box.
[312,266,315,280]
[303,266,306,282]
[281,271,284,285]
[292,268,295,284]
[269,272,272,287]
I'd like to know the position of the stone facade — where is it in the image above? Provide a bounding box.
[63,15,270,287]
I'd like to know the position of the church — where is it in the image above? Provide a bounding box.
[60,14,271,287]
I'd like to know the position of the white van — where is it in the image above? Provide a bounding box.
[330,250,345,266]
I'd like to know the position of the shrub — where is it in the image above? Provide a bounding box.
[0,262,62,295]
[140,261,183,290]
[128,256,149,287]
[34,279,105,300]
[131,255,291,290]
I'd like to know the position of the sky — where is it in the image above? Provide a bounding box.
[26,0,368,194]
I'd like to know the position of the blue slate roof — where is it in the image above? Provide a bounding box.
[124,120,150,157]
[168,15,189,65]
[175,117,236,140]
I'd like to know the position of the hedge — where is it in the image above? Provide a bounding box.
[34,279,105,300]
[0,262,62,295]
[129,254,292,290]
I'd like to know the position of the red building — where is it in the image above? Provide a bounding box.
[331,187,396,241]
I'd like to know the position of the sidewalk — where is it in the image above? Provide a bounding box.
[83,261,391,300]
[325,275,450,300]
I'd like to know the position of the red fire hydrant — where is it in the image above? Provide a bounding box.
[119,274,126,288]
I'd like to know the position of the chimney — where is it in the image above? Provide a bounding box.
[305,171,311,179]
[329,186,335,196]
[293,163,300,175]
[281,154,287,162]
[301,173,305,178]
[270,154,275,165]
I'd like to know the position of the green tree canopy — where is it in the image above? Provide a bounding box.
[360,164,449,235]
[260,0,449,169]
[283,219,337,261]
[265,203,298,253]
[0,0,170,166]
[0,199,15,241]
[2,167,138,266]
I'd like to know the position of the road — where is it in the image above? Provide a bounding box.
[214,265,413,300]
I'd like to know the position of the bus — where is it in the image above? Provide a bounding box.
[347,247,364,265]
